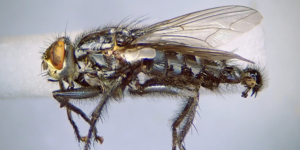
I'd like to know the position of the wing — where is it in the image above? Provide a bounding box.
[130,6,263,62]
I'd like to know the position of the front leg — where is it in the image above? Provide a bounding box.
[53,85,104,144]
[66,104,103,144]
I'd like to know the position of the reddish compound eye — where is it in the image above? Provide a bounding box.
[50,40,65,70]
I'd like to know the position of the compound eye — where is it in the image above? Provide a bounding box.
[50,39,65,70]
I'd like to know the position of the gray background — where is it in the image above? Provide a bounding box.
[0,0,299,150]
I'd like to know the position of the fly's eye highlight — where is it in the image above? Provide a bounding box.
[50,39,65,70]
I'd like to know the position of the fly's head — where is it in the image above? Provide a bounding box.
[241,67,266,98]
[42,37,79,88]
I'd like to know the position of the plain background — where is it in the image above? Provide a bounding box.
[0,0,299,150]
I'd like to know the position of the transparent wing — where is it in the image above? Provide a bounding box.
[134,5,262,48]
[130,6,263,62]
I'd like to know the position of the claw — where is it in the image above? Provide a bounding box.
[95,136,104,144]
[79,136,104,145]
[80,136,88,143]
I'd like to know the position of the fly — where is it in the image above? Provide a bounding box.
[41,5,267,150]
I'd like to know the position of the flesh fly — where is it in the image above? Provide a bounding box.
[41,5,266,150]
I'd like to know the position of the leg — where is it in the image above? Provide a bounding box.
[65,103,103,144]
[84,76,124,150]
[129,78,199,150]
[53,83,104,144]
[66,107,87,142]
[172,95,199,150]
[129,78,198,98]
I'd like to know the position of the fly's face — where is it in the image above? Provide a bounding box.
[42,37,78,88]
